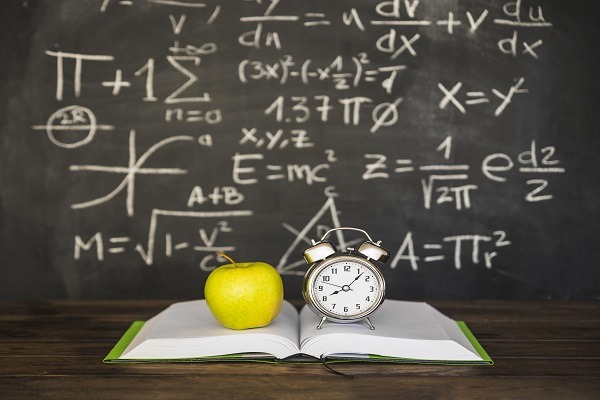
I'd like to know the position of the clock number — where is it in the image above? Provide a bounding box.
[322,276,330,282]
[322,296,327,301]
[356,304,360,310]
[365,296,371,301]
[343,306,349,312]
[318,285,323,291]
[370,286,374,292]
[331,268,338,274]
[332,303,336,309]
[365,276,370,282]
[343,266,350,272]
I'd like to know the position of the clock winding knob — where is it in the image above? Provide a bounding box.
[303,241,336,264]
[357,241,390,263]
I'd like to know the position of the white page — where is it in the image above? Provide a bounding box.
[121,306,168,357]
[121,300,300,360]
[299,299,482,361]
[426,305,480,356]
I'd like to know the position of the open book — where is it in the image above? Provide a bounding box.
[104,299,492,364]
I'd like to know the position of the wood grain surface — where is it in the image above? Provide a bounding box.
[1,300,599,399]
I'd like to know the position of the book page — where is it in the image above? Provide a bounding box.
[121,306,168,357]
[426,306,480,356]
[121,300,300,360]
[299,300,482,361]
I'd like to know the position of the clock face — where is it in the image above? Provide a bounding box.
[306,256,385,321]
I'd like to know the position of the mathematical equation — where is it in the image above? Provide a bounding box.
[239,54,405,93]
[74,228,512,272]
[361,137,565,208]
[73,195,512,272]
[234,0,551,58]
[228,135,565,209]
[390,230,512,271]
[25,0,563,282]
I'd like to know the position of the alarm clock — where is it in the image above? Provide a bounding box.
[302,227,390,330]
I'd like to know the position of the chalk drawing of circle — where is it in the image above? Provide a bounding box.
[46,105,97,149]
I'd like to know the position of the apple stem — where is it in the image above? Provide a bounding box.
[217,251,239,267]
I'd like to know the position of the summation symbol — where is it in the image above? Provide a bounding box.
[69,129,195,216]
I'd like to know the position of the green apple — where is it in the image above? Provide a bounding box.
[204,252,284,330]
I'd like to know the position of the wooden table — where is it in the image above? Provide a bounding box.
[1,300,598,399]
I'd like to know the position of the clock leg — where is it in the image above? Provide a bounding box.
[317,316,327,330]
[365,317,375,330]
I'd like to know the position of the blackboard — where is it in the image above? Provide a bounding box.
[1,0,598,300]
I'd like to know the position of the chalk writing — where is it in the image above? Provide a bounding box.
[438,78,529,116]
[25,0,567,298]
[31,105,113,149]
[390,230,512,270]
[277,193,363,276]
[75,209,252,266]
[232,152,331,185]
[361,137,565,208]
[263,95,404,132]
[239,53,404,93]
[69,130,196,216]
[45,51,114,101]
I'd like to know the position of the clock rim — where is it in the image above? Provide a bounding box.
[302,255,386,323]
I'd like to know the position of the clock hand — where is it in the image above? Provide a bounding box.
[346,271,364,288]
[322,281,344,289]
